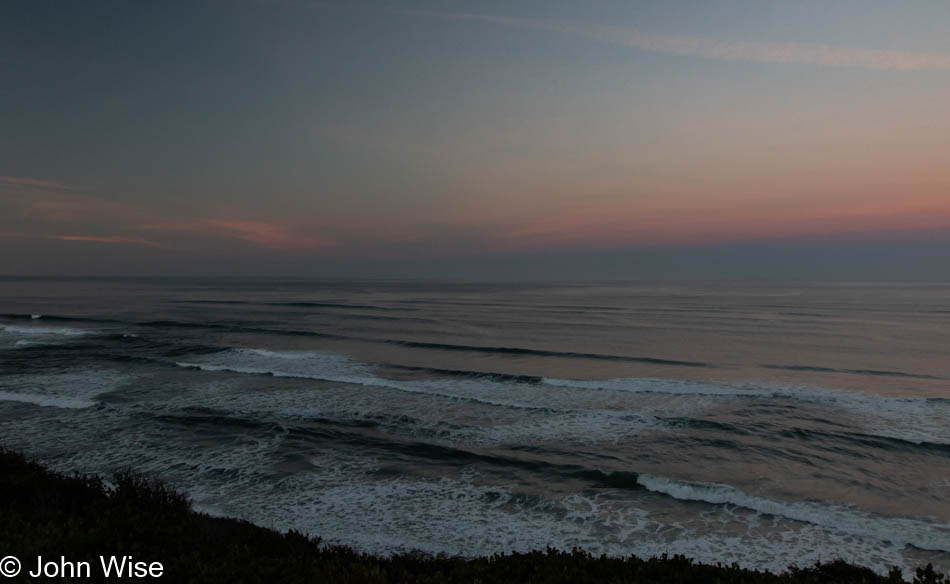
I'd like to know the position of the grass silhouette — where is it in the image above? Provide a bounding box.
[1,446,944,583]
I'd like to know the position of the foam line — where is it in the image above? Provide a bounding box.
[0,324,89,336]
[174,349,554,412]
[0,390,94,409]
[636,473,950,552]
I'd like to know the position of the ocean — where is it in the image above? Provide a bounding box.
[1,277,948,574]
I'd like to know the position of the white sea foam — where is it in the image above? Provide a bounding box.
[0,324,89,336]
[0,390,94,409]
[165,377,662,448]
[177,349,707,417]
[0,323,95,349]
[636,473,950,552]
[3,389,945,576]
[177,348,371,382]
[158,346,950,569]
[173,349,685,445]
[176,348,950,446]
[191,464,939,575]
[0,371,131,410]
[7,410,937,575]
[176,349,557,412]
[543,377,950,445]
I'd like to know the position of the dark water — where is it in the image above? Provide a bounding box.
[1,278,948,574]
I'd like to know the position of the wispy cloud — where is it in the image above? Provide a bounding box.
[18,195,139,223]
[597,30,950,71]
[0,176,73,191]
[144,218,334,251]
[0,176,143,225]
[413,10,950,71]
[0,172,338,253]
[0,232,167,248]
[53,235,167,248]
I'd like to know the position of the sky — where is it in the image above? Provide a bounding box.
[2,0,949,279]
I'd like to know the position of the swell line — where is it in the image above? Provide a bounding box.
[762,364,944,380]
[177,300,389,310]
[173,360,561,413]
[384,340,713,368]
[3,313,716,368]
[284,424,642,488]
[383,364,544,384]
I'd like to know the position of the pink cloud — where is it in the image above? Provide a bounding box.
[2,179,331,253]
[144,218,334,251]
[10,191,145,225]
[0,176,73,191]
[54,235,167,248]
[0,232,167,248]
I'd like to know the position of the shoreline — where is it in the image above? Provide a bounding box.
[2,446,943,583]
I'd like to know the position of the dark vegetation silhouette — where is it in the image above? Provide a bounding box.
[1,447,944,583]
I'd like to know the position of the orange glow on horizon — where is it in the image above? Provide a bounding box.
[482,194,950,254]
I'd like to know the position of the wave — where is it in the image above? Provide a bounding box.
[143,370,665,450]
[0,314,716,369]
[543,377,950,445]
[542,376,766,397]
[146,409,287,433]
[22,423,934,577]
[0,314,137,334]
[0,324,90,337]
[204,463,928,575]
[384,340,713,368]
[383,364,544,384]
[777,312,828,318]
[0,390,95,409]
[163,328,715,367]
[92,394,647,490]
[178,300,389,310]
[167,348,679,449]
[776,427,950,455]
[174,349,555,412]
[636,473,950,552]
[541,375,949,408]
[275,301,387,310]
[170,346,950,446]
[178,300,250,305]
[141,320,351,340]
[290,427,644,490]
[140,318,717,369]
[0,370,130,410]
[763,363,945,381]
[392,299,628,313]
[0,313,37,320]
[6,313,353,340]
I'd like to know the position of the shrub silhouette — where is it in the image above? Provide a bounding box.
[1,446,944,583]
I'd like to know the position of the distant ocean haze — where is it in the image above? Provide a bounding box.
[1,278,948,574]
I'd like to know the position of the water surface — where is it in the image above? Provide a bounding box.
[1,278,948,574]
